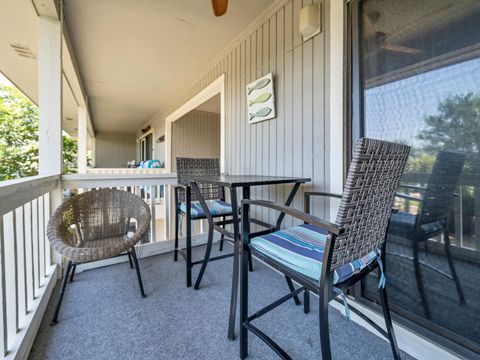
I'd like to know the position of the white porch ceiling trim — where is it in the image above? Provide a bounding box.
[165,74,225,173]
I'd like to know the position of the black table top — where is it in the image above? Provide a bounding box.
[186,175,311,187]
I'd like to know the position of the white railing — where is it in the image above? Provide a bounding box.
[0,171,205,359]
[62,173,178,248]
[85,168,168,175]
[0,174,60,359]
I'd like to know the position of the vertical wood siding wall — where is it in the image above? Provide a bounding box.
[95,132,137,168]
[150,0,330,224]
[171,110,221,172]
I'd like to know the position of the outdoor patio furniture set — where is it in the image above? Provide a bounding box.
[47,137,410,359]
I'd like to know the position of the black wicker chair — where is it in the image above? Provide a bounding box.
[240,138,410,360]
[388,150,466,318]
[174,157,251,289]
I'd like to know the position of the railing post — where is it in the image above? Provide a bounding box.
[0,217,7,357]
[150,187,156,243]
[38,16,63,272]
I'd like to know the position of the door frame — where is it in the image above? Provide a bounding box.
[347,0,480,356]
[165,74,225,173]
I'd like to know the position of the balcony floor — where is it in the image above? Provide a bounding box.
[29,245,413,359]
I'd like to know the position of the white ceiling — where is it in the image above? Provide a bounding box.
[64,0,275,132]
[0,0,92,140]
[0,0,39,104]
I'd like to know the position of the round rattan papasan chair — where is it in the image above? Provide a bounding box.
[47,188,151,325]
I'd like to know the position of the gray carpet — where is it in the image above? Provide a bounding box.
[29,245,414,360]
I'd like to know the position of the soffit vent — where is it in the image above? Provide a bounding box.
[9,43,36,59]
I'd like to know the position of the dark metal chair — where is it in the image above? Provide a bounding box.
[47,189,151,325]
[388,150,466,318]
[174,157,252,289]
[240,138,410,360]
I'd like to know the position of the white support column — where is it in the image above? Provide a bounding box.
[327,0,344,221]
[38,16,63,269]
[38,16,62,176]
[77,107,88,173]
[91,136,96,168]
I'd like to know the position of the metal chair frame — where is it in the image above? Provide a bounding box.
[239,138,410,360]
[173,157,252,289]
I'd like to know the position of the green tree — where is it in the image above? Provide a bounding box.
[63,133,78,174]
[0,83,77,181]
[417,93,480,238]
[417,92,480,173]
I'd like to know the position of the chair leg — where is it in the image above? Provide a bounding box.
[130,247,146,298]
[318,295,332,360]
[174,210,180,262]
[284,276,301,305]
[444,230,465,304]
[228,237,241,340]
[379,285,401,360]
[413,240,431,318]
[219,216,225,251]
[247,248,253,272]
[194,224,214,290]
[51,260,73,325]
[127,251,134,269]
[186,215,192,287]
[240,243,249,359]
[69,264,77,282]
[304,289,310,314]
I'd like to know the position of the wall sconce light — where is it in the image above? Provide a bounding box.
[299,3,321,41]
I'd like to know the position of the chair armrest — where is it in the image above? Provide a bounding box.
[304,191,342,199]
[242,199,344,236]
[128,210,152,245]
[173,184,190,206]
[399,184,426,191]
[173,184,189,190]
[395,192,423,202]
[304,192,342,214]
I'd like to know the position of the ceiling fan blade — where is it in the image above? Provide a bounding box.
[380,43,421,54]
[211,0,228,17]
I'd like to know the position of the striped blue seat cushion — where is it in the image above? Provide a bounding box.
[250,224,378,284]
[179,199,233,219]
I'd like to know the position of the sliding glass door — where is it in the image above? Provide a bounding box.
[350,0,480,353]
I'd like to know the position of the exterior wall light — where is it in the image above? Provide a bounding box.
[299,3,321,41]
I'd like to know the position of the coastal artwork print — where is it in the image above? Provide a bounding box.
[247,73,276,124]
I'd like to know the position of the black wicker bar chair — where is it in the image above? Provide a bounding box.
[47,188,151,325]
[388,150,466,318]
[174,157,251,289]
[240,138,410,360]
